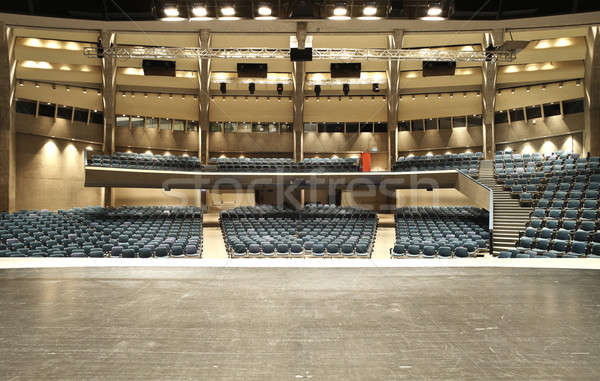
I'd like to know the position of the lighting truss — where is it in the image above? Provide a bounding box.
[84,46,515,62]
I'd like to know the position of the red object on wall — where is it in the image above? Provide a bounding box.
[361,152,371,172]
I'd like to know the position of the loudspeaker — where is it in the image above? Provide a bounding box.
[422,61,456,77]
[237,63,268,78]
[330,63,361,78]
[290,48,313,61]
[142,60,176,77]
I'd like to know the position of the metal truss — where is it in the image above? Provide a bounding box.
[84,46,515,62]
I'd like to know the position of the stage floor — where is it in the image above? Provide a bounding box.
[1,267,599,380]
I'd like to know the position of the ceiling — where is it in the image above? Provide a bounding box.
[2,0,600,21]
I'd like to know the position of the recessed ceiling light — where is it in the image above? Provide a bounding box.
[427,4,443,16]
[221,5,235,16]
[362,5,377,16]
[192,5,208,17]
[257,4,272,16]
[163,6,179,17]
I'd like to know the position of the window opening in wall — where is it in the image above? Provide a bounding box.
[73,108,88,123]
[116,115,130,128]
[326,122,344,133]
[90,111,103,125]
[563,98,584,115]
[398,120,410,131]
[56,105,73,120]
[525,105,542,120]
[252,122,266,132]
[346,122,359,133]
[280,122,292,132]
[146,117,158,128]
[412,119,424,131]
[268,122,278,133]
[159,118,171,130]
[438,117,451,129]
[509,108,525,122]
[304,122,317,132]
[452,116,466,128]
[494,110,508,124]
[131,116,144,128]
[239,122,252,132]
[374,122,387,133]
[360,121,373,133]
[188,120,199,132]
[424,118,437,130]
[467,114,482,127]
[543,103,561,117]
[172,119,185,131]
[16,99,36,115]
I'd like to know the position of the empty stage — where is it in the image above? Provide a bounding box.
[1,267,599,380]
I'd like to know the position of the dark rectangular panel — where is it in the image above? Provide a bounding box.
[330,63,361,78]
[422,61,456,77]
[142,60,176,77]
[237,63,268,78]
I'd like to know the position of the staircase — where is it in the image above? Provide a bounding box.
[479,160,532,255]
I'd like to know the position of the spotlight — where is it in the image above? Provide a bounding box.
[221,5,236,16]
[249,82,256,94]
[526,87,530,93]
[314,84,321,97]
[576,79,581,86]
[257,3,272,16]
[18,79,24,87]
[372,83,379,92]
[343,83,350,96]
[559,82,563,88]
[66,86,70,92]
[83,89,87,94]
[330,3,350,20]
[276,83,283,96]
[363,5,377,16]
[34,82,39,88]
[427,3,442,16]
[542,84,546,91]
[220,82,227,94]
[163,5,179,17]
[192,4,208,17]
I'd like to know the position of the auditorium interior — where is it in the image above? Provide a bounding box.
[0,0,599,379]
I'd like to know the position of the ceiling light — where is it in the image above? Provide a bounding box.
[420,16,444,21]
[257,4,272,16]
[363,5,377,16]
[330,3,350,20]
[221,5,235,16]
[559,82,563,88]
[427,3,443,16]
[163,5,179,17]
[34,82,39,88]
[66,86,70,92]
[83,89,87,94]
[192,5,208,17]
[18,79,24,87]
[576,79,581,86]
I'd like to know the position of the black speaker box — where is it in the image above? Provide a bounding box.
[290,48,312,61]
[237,63,268,78]
[142,60,176,77]
[330,63,361,78]
[422,61,456,77]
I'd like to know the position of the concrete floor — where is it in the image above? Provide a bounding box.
[0,267,599,380]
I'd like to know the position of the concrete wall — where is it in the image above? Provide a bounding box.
[111,188,201,208]
[115,127,198,153]
[16,113,103,143]
[395,189,474,208]
[209,132,294,155]
[15,134,103,210]
[397,127,483,155]
[304,132,387,154]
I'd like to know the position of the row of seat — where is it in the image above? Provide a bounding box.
[0,206,203,258]
[392,152,482,177]
[221,204,377,258]
[391,206,490,258]
[88,152,203,171]
[210,157,361,172]
[508,151,600,258]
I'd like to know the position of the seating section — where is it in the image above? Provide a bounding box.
[220,204,377,258]
[210,157,360,172]
[391,206,490,258]
[88,152,204,171]
[0,206,203,258]
[392,152,482,177]
[493,150,600,206]
[512,171,600,258]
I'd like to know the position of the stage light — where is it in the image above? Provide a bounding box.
[66,86,70,92]
[18,79,24,87]
[372,83,379,92]
[257,4,272,16]
[427,3,442,16]
[314,84,321,97]
[221,5,235,16]
[163,5,179,17]
[559,82,563,88]
[576,79,581,86]
[330,3,350,20]
[363,5,377,16]
[34,82,39,88]
[192,4,208,17]
[276,83,283,96]
[220,82,227,94]
[343,83,350,96]
[249,82,256,94]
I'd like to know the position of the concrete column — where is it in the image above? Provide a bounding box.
[584,25,600,156]
[198,29,211,164]
[0,23,16,212]
[100,30,117,207]
[481,29,504,160]
[386,29,403,169]
[292,22,307,162]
